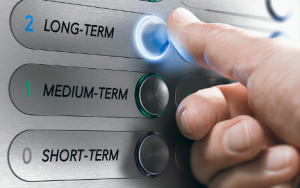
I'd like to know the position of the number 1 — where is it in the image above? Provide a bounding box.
[25,81,30,97]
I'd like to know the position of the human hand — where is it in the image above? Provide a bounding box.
[167,8,300,188]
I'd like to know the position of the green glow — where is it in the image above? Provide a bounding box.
[25,81,30,97]
[186,90,191,96]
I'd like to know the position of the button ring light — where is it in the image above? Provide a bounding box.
[136,15,170,60]
[135,73,170,118]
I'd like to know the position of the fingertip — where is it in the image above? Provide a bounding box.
[223,116,264,154]
[245,116,265,151]
[189,115,266,184]
[263,146,300,177]
[176,94,217,140]
[166,8,210,67]
[208,145,300,188]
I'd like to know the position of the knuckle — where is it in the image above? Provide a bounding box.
[205,23,234,39]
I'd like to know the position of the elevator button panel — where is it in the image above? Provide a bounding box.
[9,130,169,181]
[10,64,168,118]
[10,0,168,59]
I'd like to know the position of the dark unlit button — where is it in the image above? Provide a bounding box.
[136,74,169,118]
[135,132,169,177]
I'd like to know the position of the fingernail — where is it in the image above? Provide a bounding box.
[224,120,251,152]
[264,147,290,171]
[173,8,200,25]
[181,109,192,134]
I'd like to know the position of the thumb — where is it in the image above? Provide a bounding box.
[166,8,281,86]
[167,8,300,148]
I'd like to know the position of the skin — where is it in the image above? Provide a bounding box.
[167,8,300,188]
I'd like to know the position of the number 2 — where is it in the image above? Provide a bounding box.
[25,15,34,32]
[25,81,30,97]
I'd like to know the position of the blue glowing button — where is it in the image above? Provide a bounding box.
[136,15,170,60]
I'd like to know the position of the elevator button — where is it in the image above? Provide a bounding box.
[175,76,233,106]
[136,74,169,118]
[267,0,293,22]
[135,132,169,177]
[175,139,194,176]
[136,15,170,60]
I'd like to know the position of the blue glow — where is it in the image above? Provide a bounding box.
[269,31,290,39]
[136,15,170,60]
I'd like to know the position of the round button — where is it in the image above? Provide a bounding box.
[267,0,294,22]
[136,15,170,60]
[135,132,169,177]
[135,73,169,118]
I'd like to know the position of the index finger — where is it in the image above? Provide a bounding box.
[166,8,281,85]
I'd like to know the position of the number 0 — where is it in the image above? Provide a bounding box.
[25,15,34,32]
[22,147,32,164]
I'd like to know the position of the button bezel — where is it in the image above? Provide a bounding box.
[134,132,169,178]
[135,73,169,118]
[135,15,170,60]
[266,0,293,22]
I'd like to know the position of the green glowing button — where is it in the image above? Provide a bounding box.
[135,73,169,118]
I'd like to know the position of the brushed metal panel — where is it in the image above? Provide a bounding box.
[10,64,145,117]
[53,0,300,41]
[0,0,299,188]
[182,0,270,17]
[11,0,147,58]
[181,0,297,20]
[9,130,146,181]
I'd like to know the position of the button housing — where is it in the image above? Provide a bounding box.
[135,132,169,178]
[135,73,170,118]
[136,15,170,60]
[267,0,293,22]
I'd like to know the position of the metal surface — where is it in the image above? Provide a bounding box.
[9,130,145,181]
[0,0,299,188]
[139,75,169,116]
[138,133,169,175]
[10,64,145,117]
[11,0,145,58]
[181,0,295,20]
